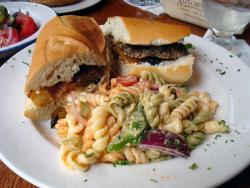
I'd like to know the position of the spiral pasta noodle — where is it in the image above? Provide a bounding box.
[171,96,199,120]
[90,106,110,152]
[109,92,138,125]
[100,152,125,163]
[55,118,68,139]
[66,114,84,135]
[123,147,149,164]
[79,92,110,106]
[141,92,164,128]
[139,71,166,85]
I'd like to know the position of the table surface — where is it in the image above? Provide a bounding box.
[1,0,250,187]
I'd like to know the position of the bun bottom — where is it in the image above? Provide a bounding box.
[24,98,56,120]
[119,54,194,84]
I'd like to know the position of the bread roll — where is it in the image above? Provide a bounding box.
[102,16,191,45]
[24,16,107,120]
[102,16,194,84]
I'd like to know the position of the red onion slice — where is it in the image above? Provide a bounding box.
[139,129,189,158]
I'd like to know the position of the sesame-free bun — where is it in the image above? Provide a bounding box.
[120,54,195,84]
[24,16,106,94]
[102,16,191,45]
[24,16,106,120]
[29,0,79,7]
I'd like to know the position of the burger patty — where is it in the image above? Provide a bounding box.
[73,65,103,87]
[115,42,189,60]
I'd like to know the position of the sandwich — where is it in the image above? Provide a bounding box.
[29,0,79,7]
[101,16,194,84]
[24,16,107,120]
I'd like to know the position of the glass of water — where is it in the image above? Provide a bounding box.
[128,0,160,6]
[202,0,250,56]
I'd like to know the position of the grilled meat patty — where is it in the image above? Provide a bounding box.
[115,42,189,60]
[73,65,103,87]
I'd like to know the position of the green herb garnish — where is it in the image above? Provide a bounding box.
[112,160,130,167]
[22,61,29,66]
[85,152,95,158]
[150,178,158,183]
[185,43,196,49]
[207,167,212,170]
[189,163,198,170]
[28,49,32,53]
[215,134,222,140]
[216,68,226,75]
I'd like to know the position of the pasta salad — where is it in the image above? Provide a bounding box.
[55,71,229,170]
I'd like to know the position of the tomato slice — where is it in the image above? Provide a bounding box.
[0,27,19,47]
[14,13,37,40]
[116,75,138,87]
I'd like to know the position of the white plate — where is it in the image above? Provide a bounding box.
[51,0,102,14]
[0,2,56,59]
[0,35,250,188]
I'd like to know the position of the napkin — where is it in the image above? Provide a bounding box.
[123,0,164,15]
[203,29,250,66]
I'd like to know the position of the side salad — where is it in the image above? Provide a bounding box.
[0,5,37,48]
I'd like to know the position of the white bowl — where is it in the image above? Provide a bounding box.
[0,2,56,60]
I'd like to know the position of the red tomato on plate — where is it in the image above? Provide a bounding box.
[0,27,19,47]
[14,13,37,40]
[116,75,138,86]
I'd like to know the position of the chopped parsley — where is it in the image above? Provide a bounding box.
[189,163,198,170]
[85,152,95,158]
[230,55,233,58]
[215,134,222,140]
[207,167,212,170]
[22,61,29,66]
[219,62,223,65]
[230,139,234,143]
[225,140,228,143]
[237,69,241,72]
[152,168,156,171]
[185,43,196,50]
[113,160,130,166]
[12,57,16,60]
[150,178,158,183]
[131,122,141,130]
[83,178,88,182]
[234,130,240,135]
[210,60,214,63]
[216,68,226,75]
[28,49,32,53]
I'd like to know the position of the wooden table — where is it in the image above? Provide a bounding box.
[1,0,250,187]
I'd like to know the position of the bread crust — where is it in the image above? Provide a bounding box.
[102,16,191,45]
[25,16,106,94]
[29,0,79,7]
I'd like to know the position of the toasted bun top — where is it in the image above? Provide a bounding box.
[102,16,191,45]
[25,16,106,94]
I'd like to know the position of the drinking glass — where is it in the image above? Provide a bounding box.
[202,0,250,56]
[128,0,160,6]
